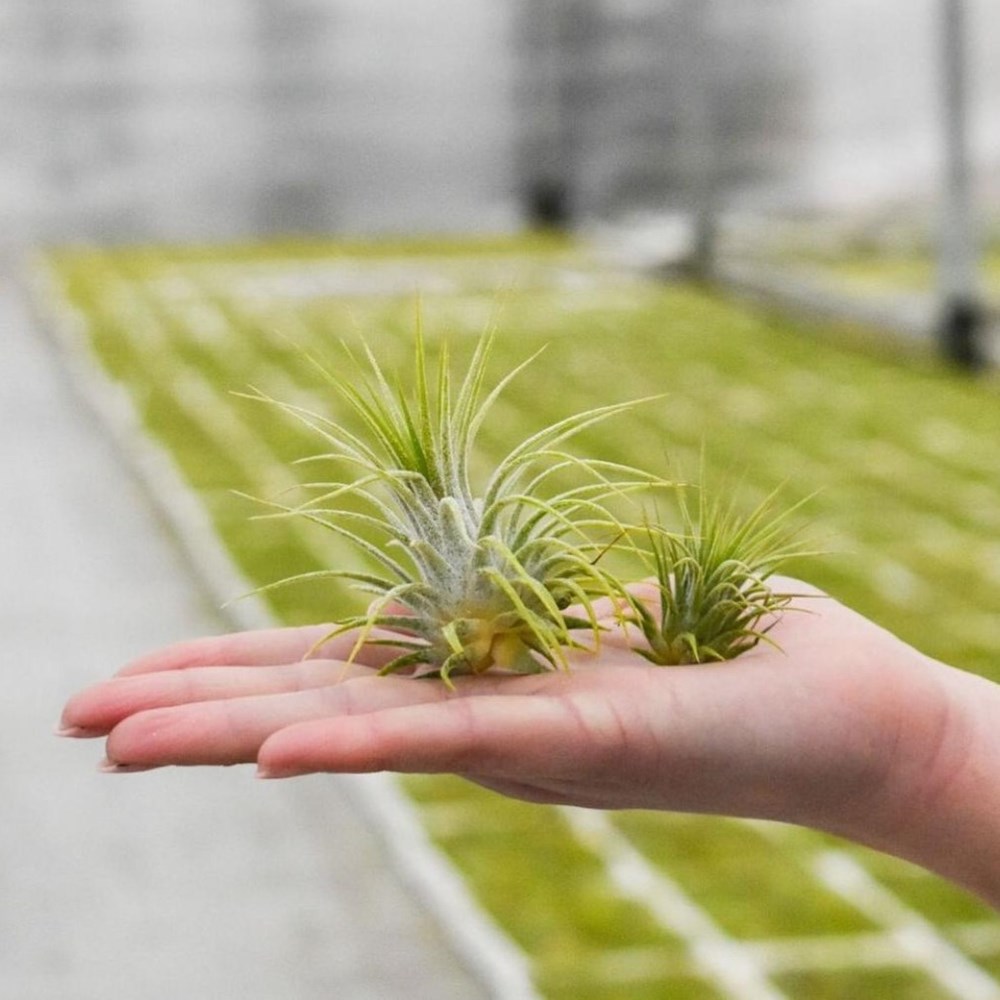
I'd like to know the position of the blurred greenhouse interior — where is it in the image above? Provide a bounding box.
[9,5,1000,1000]
[3,0,998,248]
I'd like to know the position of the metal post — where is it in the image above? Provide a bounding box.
[677,0,717,280]
[938,0,986,369]
[517,0,579,230]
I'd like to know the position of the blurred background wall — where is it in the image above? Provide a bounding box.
[1,0,998,247]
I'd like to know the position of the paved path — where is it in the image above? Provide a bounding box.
[0,270,493,1000]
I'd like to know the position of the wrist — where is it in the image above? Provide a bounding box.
[847,658,1000,909]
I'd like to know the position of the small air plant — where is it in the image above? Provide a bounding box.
[242,324,667,683]
[628,485,811,666]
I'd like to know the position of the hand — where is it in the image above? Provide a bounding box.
[58,578,1000,908]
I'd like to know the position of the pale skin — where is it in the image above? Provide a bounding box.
[58,577,1000,910]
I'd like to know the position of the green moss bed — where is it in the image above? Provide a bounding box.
[45,238,1000,998]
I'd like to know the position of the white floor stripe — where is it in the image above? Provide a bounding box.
[745,930,916,973]
[346,772,541,1000]
[560,808,790,1000]
[815,851,1000,1000]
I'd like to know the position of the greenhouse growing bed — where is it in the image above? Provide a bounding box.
[42,238,1000,999]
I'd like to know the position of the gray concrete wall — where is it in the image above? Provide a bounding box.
[0,1,520,245]
[1,0,998,245]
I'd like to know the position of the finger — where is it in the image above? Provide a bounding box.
[256,690,621,779]
[101,674,461,769]
[115,623,404,677]
[60,659,373,736]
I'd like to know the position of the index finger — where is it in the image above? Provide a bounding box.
[115,623,400,676]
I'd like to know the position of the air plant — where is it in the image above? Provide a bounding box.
[241,324,667,683]
[628,485,811,666]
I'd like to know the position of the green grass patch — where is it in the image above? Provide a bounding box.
[850,848,997,925]
[773,966,950,1000]
[403,777,700,1000]
[45,238,1000,997]
[614,813,876,938]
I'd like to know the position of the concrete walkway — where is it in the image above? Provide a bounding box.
[0,269,495,1000]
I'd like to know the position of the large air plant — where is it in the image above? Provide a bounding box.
[241,326,666,683]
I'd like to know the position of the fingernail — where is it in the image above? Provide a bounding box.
[256,765,297,780]
[55,724,103,738]
[98,758,154,774]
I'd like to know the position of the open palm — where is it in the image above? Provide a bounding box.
[60,578,960,844]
